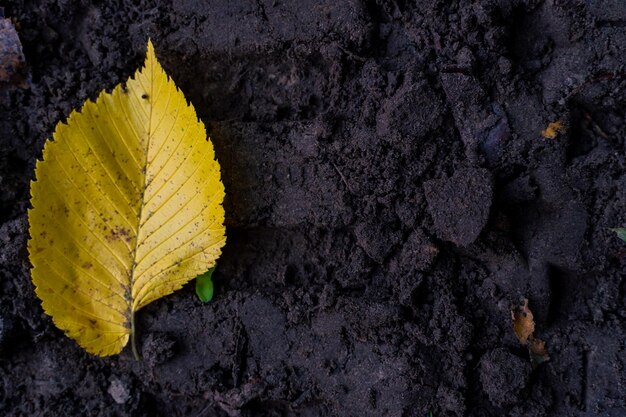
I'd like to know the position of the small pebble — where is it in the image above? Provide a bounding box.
[108,377,130,404]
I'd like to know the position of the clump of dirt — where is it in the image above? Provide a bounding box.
[424,167,493,246]
[479,348,531,408]
[1,1,625,416]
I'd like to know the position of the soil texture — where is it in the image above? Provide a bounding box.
[1,1,625,416]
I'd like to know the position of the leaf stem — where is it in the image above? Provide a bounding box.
[131,312,140,360]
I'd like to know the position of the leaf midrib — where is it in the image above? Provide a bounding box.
[126,54,156,356]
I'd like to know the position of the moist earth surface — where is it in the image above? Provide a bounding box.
[0,1,625,416]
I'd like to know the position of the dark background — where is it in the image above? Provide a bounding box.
[0,0,625,416]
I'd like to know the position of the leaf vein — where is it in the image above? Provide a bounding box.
[51,154,137,236]
[134,216,224,288]
[38,261,125,326]
[44,174,133,274]
[141,120,197,208]
[146,92,182,168]
[98,94,144,171]
[70,118,137,210]
[139,172,221,250]
[41,233,128,299]
[134,239,223,306]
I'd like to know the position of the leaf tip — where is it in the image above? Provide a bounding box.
[145,38,157,64]
[146,37,155,52]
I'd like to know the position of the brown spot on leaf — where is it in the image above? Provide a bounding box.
[105,226,132,243]
[82,262,93,269]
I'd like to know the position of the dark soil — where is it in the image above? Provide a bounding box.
[1,1,625,416]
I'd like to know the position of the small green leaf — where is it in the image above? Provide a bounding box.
[195,266,216,303]
[611,228,626,243]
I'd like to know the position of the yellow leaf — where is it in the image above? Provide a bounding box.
[27,40,226,357]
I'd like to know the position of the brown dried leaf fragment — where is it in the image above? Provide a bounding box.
[511,298,534,344]
[541,120,567,139]
[511,299,550,368]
